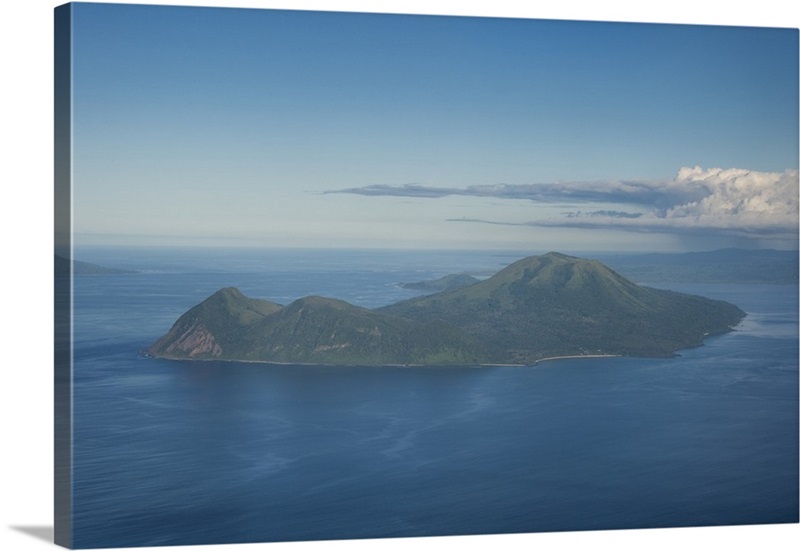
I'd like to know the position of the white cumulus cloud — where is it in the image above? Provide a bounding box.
[662,166,799,234]
[464,167,798,239]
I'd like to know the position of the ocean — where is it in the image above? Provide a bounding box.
[68,247,799,548]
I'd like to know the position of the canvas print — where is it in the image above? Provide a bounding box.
[54,2,799,549]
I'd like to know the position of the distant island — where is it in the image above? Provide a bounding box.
[599,248,798,284]
[55,254,138,275]
[399,273,481,292]
[147,252,746,366]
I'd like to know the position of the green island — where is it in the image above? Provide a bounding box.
[399,273,481,292]
[147,252,746,366]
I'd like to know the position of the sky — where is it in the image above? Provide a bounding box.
[69,2,799,252]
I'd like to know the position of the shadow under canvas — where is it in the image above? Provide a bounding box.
[10,525,54,544]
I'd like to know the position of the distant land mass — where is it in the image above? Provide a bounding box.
[599,248,798,284]
[148,252,746,366]
[55,254,138,275]
[399,273,481,292]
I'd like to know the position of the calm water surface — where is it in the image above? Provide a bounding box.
[70,248,799,548]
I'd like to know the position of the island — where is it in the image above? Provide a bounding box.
[55,254,138,275]
[399,273,481,292]
[147,252,746,366]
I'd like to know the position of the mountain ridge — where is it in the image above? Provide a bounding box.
[149,289,487,365]
[380,252,745,363]
[148,252,746,366]
[399,273,481,292]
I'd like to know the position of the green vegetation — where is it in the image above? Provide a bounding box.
[148,287,283,359]
[399,273,481,292]
[149,252,746,366]
[382,252,745,363]
[148,290,487,365]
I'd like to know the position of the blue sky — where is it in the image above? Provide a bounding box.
[70,3,799,251]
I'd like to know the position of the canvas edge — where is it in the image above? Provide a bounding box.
[54,3,73,549]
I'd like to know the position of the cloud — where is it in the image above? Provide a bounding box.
[327,184,457,199]
[563,210,644,219]
[665,166,798,229]
[327,179,707,209]
[330,167,799,239]
[528,167,799,238]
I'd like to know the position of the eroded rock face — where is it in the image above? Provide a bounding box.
[179,322,222,358]
[147,287,284,361]
[153,320,222,358]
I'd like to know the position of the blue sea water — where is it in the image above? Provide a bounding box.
[69,248,799,548]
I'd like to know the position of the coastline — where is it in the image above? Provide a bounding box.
[144,350,624,368]
[143,351,468,368]
[531,354,621,365]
